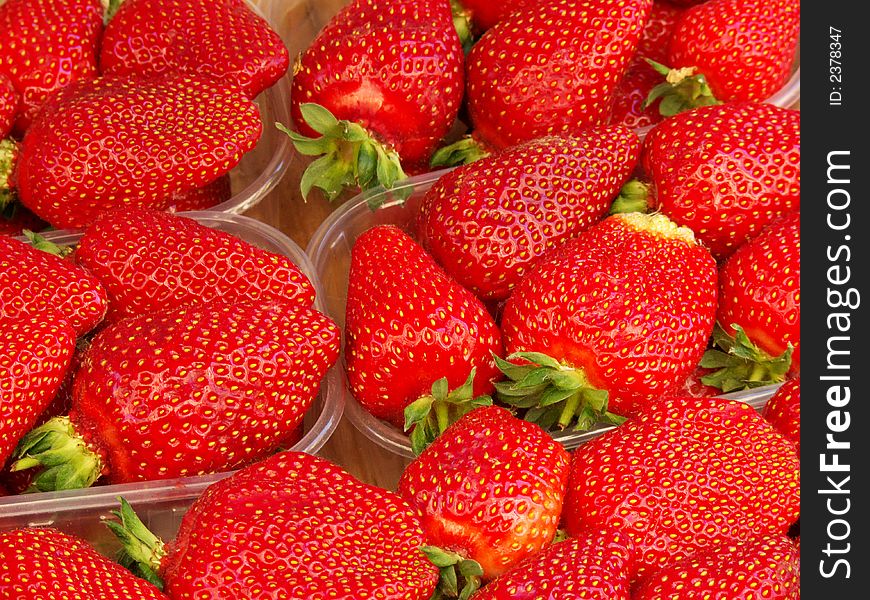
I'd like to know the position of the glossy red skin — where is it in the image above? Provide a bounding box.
[642,102,800,260]
[163,451,439,599]
[0,235,107,336]
[473,529,635,599]
[501,213,718,417]
[71,299,339,483]
[564,397,801,578]
[0,0,102,134]
[75,208,315,323]
[634,535,801,599]
[458,0,539,32]
[0,74,16,138]
[466,0,653,150]
[101,0,289,99]
[609,59,665,129]
[670,364,721,398]
[718,211,800,372]
[637,1,684,63]
[417,128,640,301]
[291,0,464,170]
[16,73,262,229]
[0,527,169,599]
[398,406,571,580]
[166,175,233,212]
[669,0,800,102]
[345,225,503,428]
[763,378,800,457]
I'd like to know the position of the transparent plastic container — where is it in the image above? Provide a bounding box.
[306,172,783,458]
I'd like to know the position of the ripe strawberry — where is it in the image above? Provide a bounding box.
[0,234,107,336]
[633,535,801,599]
[345,225,503,441]
[498,213,717,423]
[456,0,538,33]
[398,406,571,593]
[637,102,800,260]
[669,0,800,102]
[0,202,46,237]
[15,72,262,229]
[75,208,315,323]
[0,74,16,138]
[610,60,667,130]
[563,396,801,578]
[109,452,439,599]
[417,128,640,302]
[287,0,464,199]
[464,0,652,151]
[13,299,339,489]
[763,378,800,456]
[637,1,685,63]
[165,175,232,212]
[0,0,103,134]
[100,0,289,99]
[473,529,635,600]
[0,527,169,599]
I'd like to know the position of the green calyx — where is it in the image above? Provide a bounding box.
[404,368,493,456]
[106,498,167,590]
[0,138,20,211]
[493,352,626,431]
[23,229,73,258]
[429,136,490,168]
[276,103,409,205]
[12,416,103,492]
[449,0,475,54]
[103,0,123,24]
[643,59,721,117]
[609,179,652,215]
[700,323,793,393]
[421,546,483,600]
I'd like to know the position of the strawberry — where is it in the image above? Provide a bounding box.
[287,0,464,199]
[100,0,290,99]
[668,0,800,102]
[75,208,315,323]
[0,0,103,134]
[456,0,539,33]
[0,74,16,138]
[563,396,801,578]
[345,225,503,445]
[637,1,685,63]
[0,203,46,237]
[0,135,19,211]
[610,60,668,130]
[0,527,169,599]
[12,299,340,490]
[418,128,640,302]
[109,451,440,599]
[498,212,717,424]
[398,406,571,594]
[464,0,652,151]
[473,529,635,600]
[0,234,107,336]
[634,102,800,260]
[165,175,232,212]
[763,378,800,456]
[15,72,262,229]
[633,535,801,599]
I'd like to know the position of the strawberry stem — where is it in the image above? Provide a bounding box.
[643,59,721,117]
[430,136,490,168]
[106,498,167,590]
[609,179,652,215]
[699,323,793,392]
[23,230,72,258]
[420,546,483,600]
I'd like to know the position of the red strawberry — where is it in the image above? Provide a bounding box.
[633,535,801,599]
[563,396,801,578]
[464,0,652,151]
[75,208,315,323]
[165,175,232,212]
[637,102,800,259]
[637,1,685,63]
[498,213,717,424]
[0,74,17,138]
[418,128,640,302]
[287,0,464,199]
[609,60,667,130]
[0,234,107,336]
[670,364,721,398]
[763,378,800,456]
[109,451,440,599]
[15,72,262,229]
[0,527,169,599]
[100,0,289,99]
[0,0,103,134]
[0,202,46,237]
[456,0,538,33]
[669,0,800,102]
[473,529,635,599]
[13,299,339,489]
[398,406,571,593]
[345,225,503,443]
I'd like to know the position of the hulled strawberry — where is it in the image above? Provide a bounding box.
[75,208,315,323]
[109,452,439,599]
[13,299,339,490]
[0,0,103,134]
[287,0,464,199]
[634,535,801,599]
[165,175,232,212]
[563,396,801,578]
[417,128,640,302]
[100,0,290,99]
[345,225,503,446]
[669,0,800,102]
[0,74,16,138]
[398,406,571,594]
[763,378,800,456]
[498,213,717,425]
[15,72,262,229]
